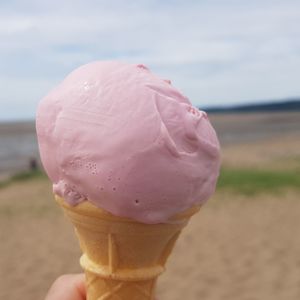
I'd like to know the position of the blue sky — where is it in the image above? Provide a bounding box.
[1,0,300,120]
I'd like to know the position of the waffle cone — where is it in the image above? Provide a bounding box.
[56,196,200,300]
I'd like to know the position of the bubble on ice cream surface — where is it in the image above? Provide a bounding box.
[36,61,221,224]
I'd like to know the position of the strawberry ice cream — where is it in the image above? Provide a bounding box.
[36,61,220,224]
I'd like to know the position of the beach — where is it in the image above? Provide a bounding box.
[0,111,300,300]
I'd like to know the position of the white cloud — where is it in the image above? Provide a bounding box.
[0,16,34,35]
[0,76,58,120]
[0,0,300,119]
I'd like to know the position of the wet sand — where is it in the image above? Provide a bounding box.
[1,111,300,176]
[0,121,39,178]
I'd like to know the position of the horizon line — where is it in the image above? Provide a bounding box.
[1,97,300,123]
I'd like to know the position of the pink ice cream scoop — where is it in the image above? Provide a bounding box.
[36,61,221,224]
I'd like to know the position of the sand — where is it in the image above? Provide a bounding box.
[1,180,299,300]
[1,113,300,300]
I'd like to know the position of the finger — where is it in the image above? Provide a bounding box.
[45,273,86,300]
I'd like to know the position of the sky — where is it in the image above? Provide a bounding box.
[1,0,300,121]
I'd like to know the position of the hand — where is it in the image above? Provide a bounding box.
[45,274,86,300]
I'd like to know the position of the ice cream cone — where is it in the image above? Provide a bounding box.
[55,196,200,300]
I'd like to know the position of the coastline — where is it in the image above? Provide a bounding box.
[1,111,300,178]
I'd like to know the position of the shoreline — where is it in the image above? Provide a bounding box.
[1,111,300,177]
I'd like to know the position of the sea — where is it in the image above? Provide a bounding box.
[0,121,39,179]
[0,111,299,179]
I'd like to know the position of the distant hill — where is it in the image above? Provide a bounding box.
[203,99,300,113]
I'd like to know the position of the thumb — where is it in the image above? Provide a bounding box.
[45,274,86,300]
